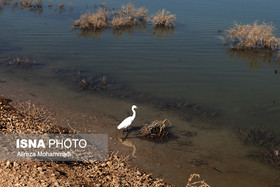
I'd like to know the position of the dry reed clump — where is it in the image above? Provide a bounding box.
[226,49,280,70]
[74,3,176,31]
[223,21,280,50]
[138,119,172,142]
[111,3,148,29]
[74,7,110,30]
[20,0,42,8]
[151,9,176,28]
[186,174,210,187]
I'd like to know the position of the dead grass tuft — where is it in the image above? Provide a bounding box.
[111,3,148,29]
[138,119,172,142]
[223,21,280,50]
[74,7,110,30]
[152,9,176,28]
[186,174,210,187]
[74,3,175,31]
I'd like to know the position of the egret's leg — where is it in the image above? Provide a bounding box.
[122,129,129,141]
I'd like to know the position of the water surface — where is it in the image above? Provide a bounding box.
[1,0,280,186]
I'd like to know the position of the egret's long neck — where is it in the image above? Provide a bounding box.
[131,108,136,118]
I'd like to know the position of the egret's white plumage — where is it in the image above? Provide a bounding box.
[117,105,137,130]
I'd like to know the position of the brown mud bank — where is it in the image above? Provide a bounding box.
[0,96,171,186]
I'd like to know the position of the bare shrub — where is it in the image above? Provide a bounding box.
[138,119,172,142]
[74,3,175,31]
[74,7,110,30]
[151,9,176,28]
[111,10,135,29]
[223,21,280,50]
[110,3,148,29]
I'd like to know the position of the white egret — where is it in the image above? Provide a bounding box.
[117,105,138,132]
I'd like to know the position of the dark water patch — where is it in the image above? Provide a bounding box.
[54,68,218,122]
[0,44,21,54]
[239,127,280,168]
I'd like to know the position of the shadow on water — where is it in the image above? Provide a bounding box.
[74,26,175,39]
[74,29,107,39]
[112,22,148,38]
[148,27,175,39]
[226,49,280,70]
[54,68,217,122]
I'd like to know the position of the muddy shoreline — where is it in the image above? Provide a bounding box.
[0,95,174,186]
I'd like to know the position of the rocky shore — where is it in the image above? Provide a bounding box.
[0,96,168,186]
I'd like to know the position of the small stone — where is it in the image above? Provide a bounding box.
[6,161,11,168]
[13,162,19,167]
[37,167,43,172]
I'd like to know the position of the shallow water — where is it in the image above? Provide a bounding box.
[1,0,280,186]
